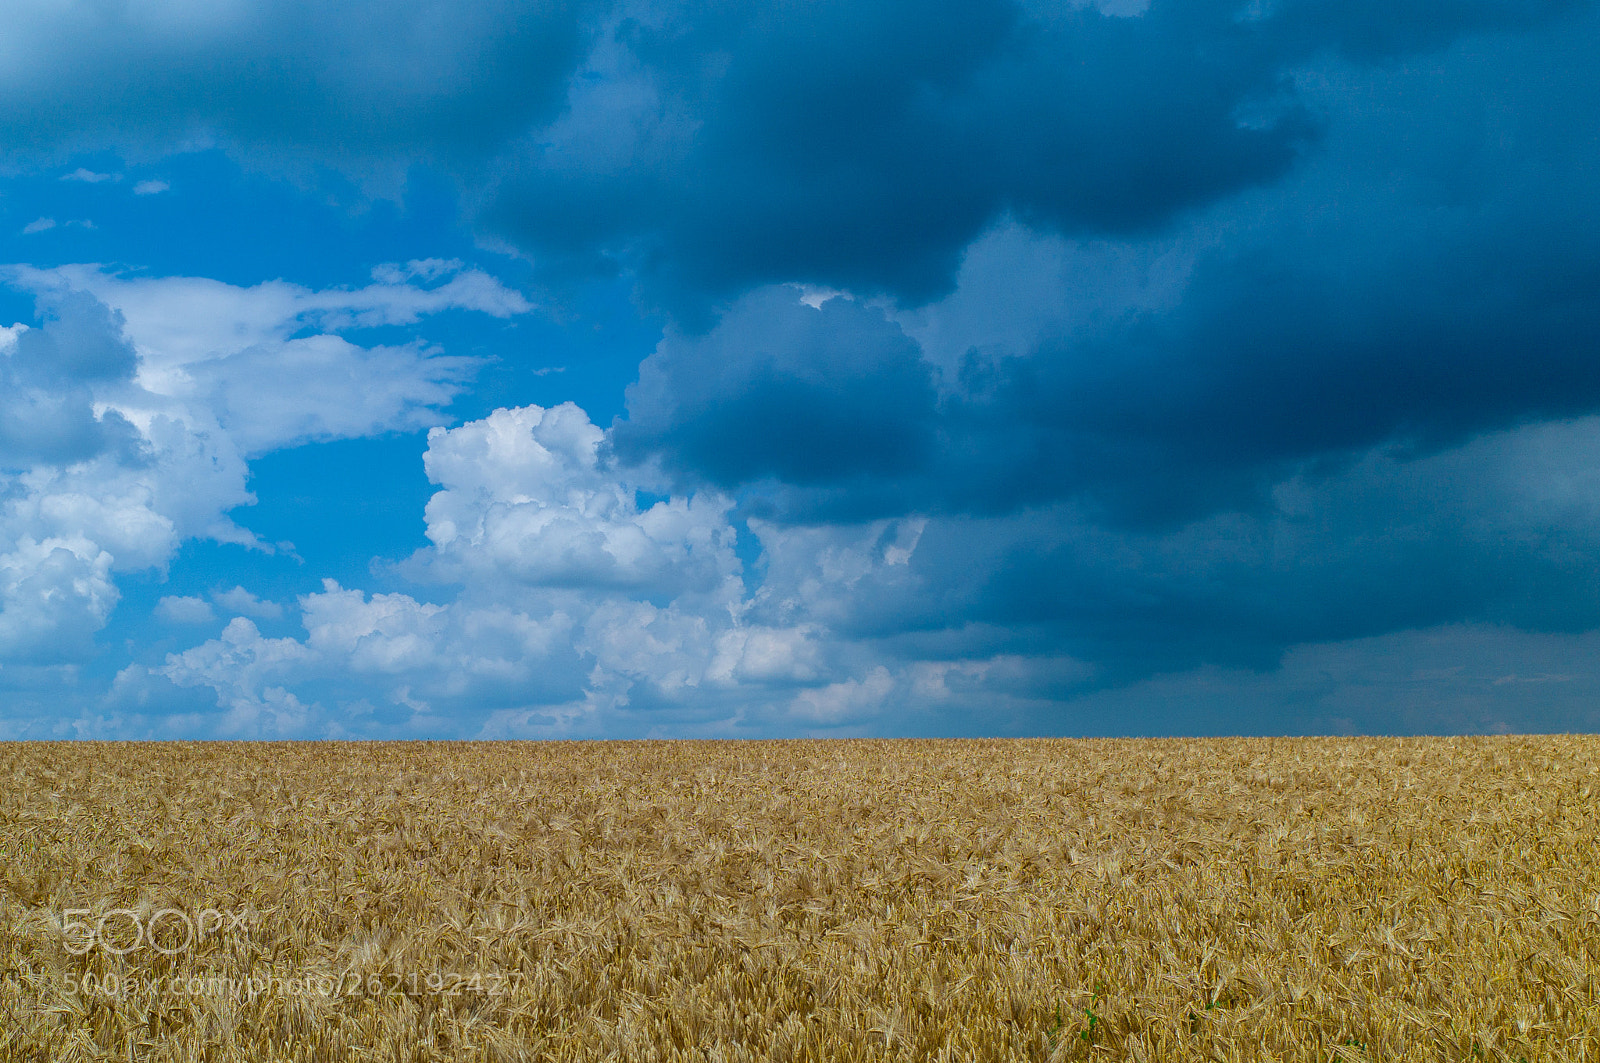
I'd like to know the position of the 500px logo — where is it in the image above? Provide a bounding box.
[58,907,255,956]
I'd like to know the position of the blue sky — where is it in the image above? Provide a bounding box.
[3,0,1600,738]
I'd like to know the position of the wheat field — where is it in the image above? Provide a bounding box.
[1,738,1597,1062]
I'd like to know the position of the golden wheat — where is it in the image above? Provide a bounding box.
[1,738,1597,1061]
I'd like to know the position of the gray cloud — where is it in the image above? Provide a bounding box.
[0,292,142,469]
[0,0,595,182]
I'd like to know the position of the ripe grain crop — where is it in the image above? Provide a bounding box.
[1,738,1598,1062]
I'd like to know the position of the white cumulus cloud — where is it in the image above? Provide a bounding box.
[212,586,281,619]
[0,537,116,663]
[154,401,951,736]
[156,595,215,623]
[6,261,528,454]
[0,258,531,669]
[414,403,741,596]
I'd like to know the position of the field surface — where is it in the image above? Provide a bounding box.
[2,738,1598,1062]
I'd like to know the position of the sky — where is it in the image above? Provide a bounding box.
[2,0,1600,739]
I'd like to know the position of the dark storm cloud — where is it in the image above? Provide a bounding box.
[947,203,1600,526]
[616,0,1600,527]
[1,0,1577,314]
[783,416,1600,689]
[482,0,1580,315]
[489,0,1319,314]
[944,8,1600,527]
[614,289,938,488]
[609,0,1600,692]
[1265,0,1581,59]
